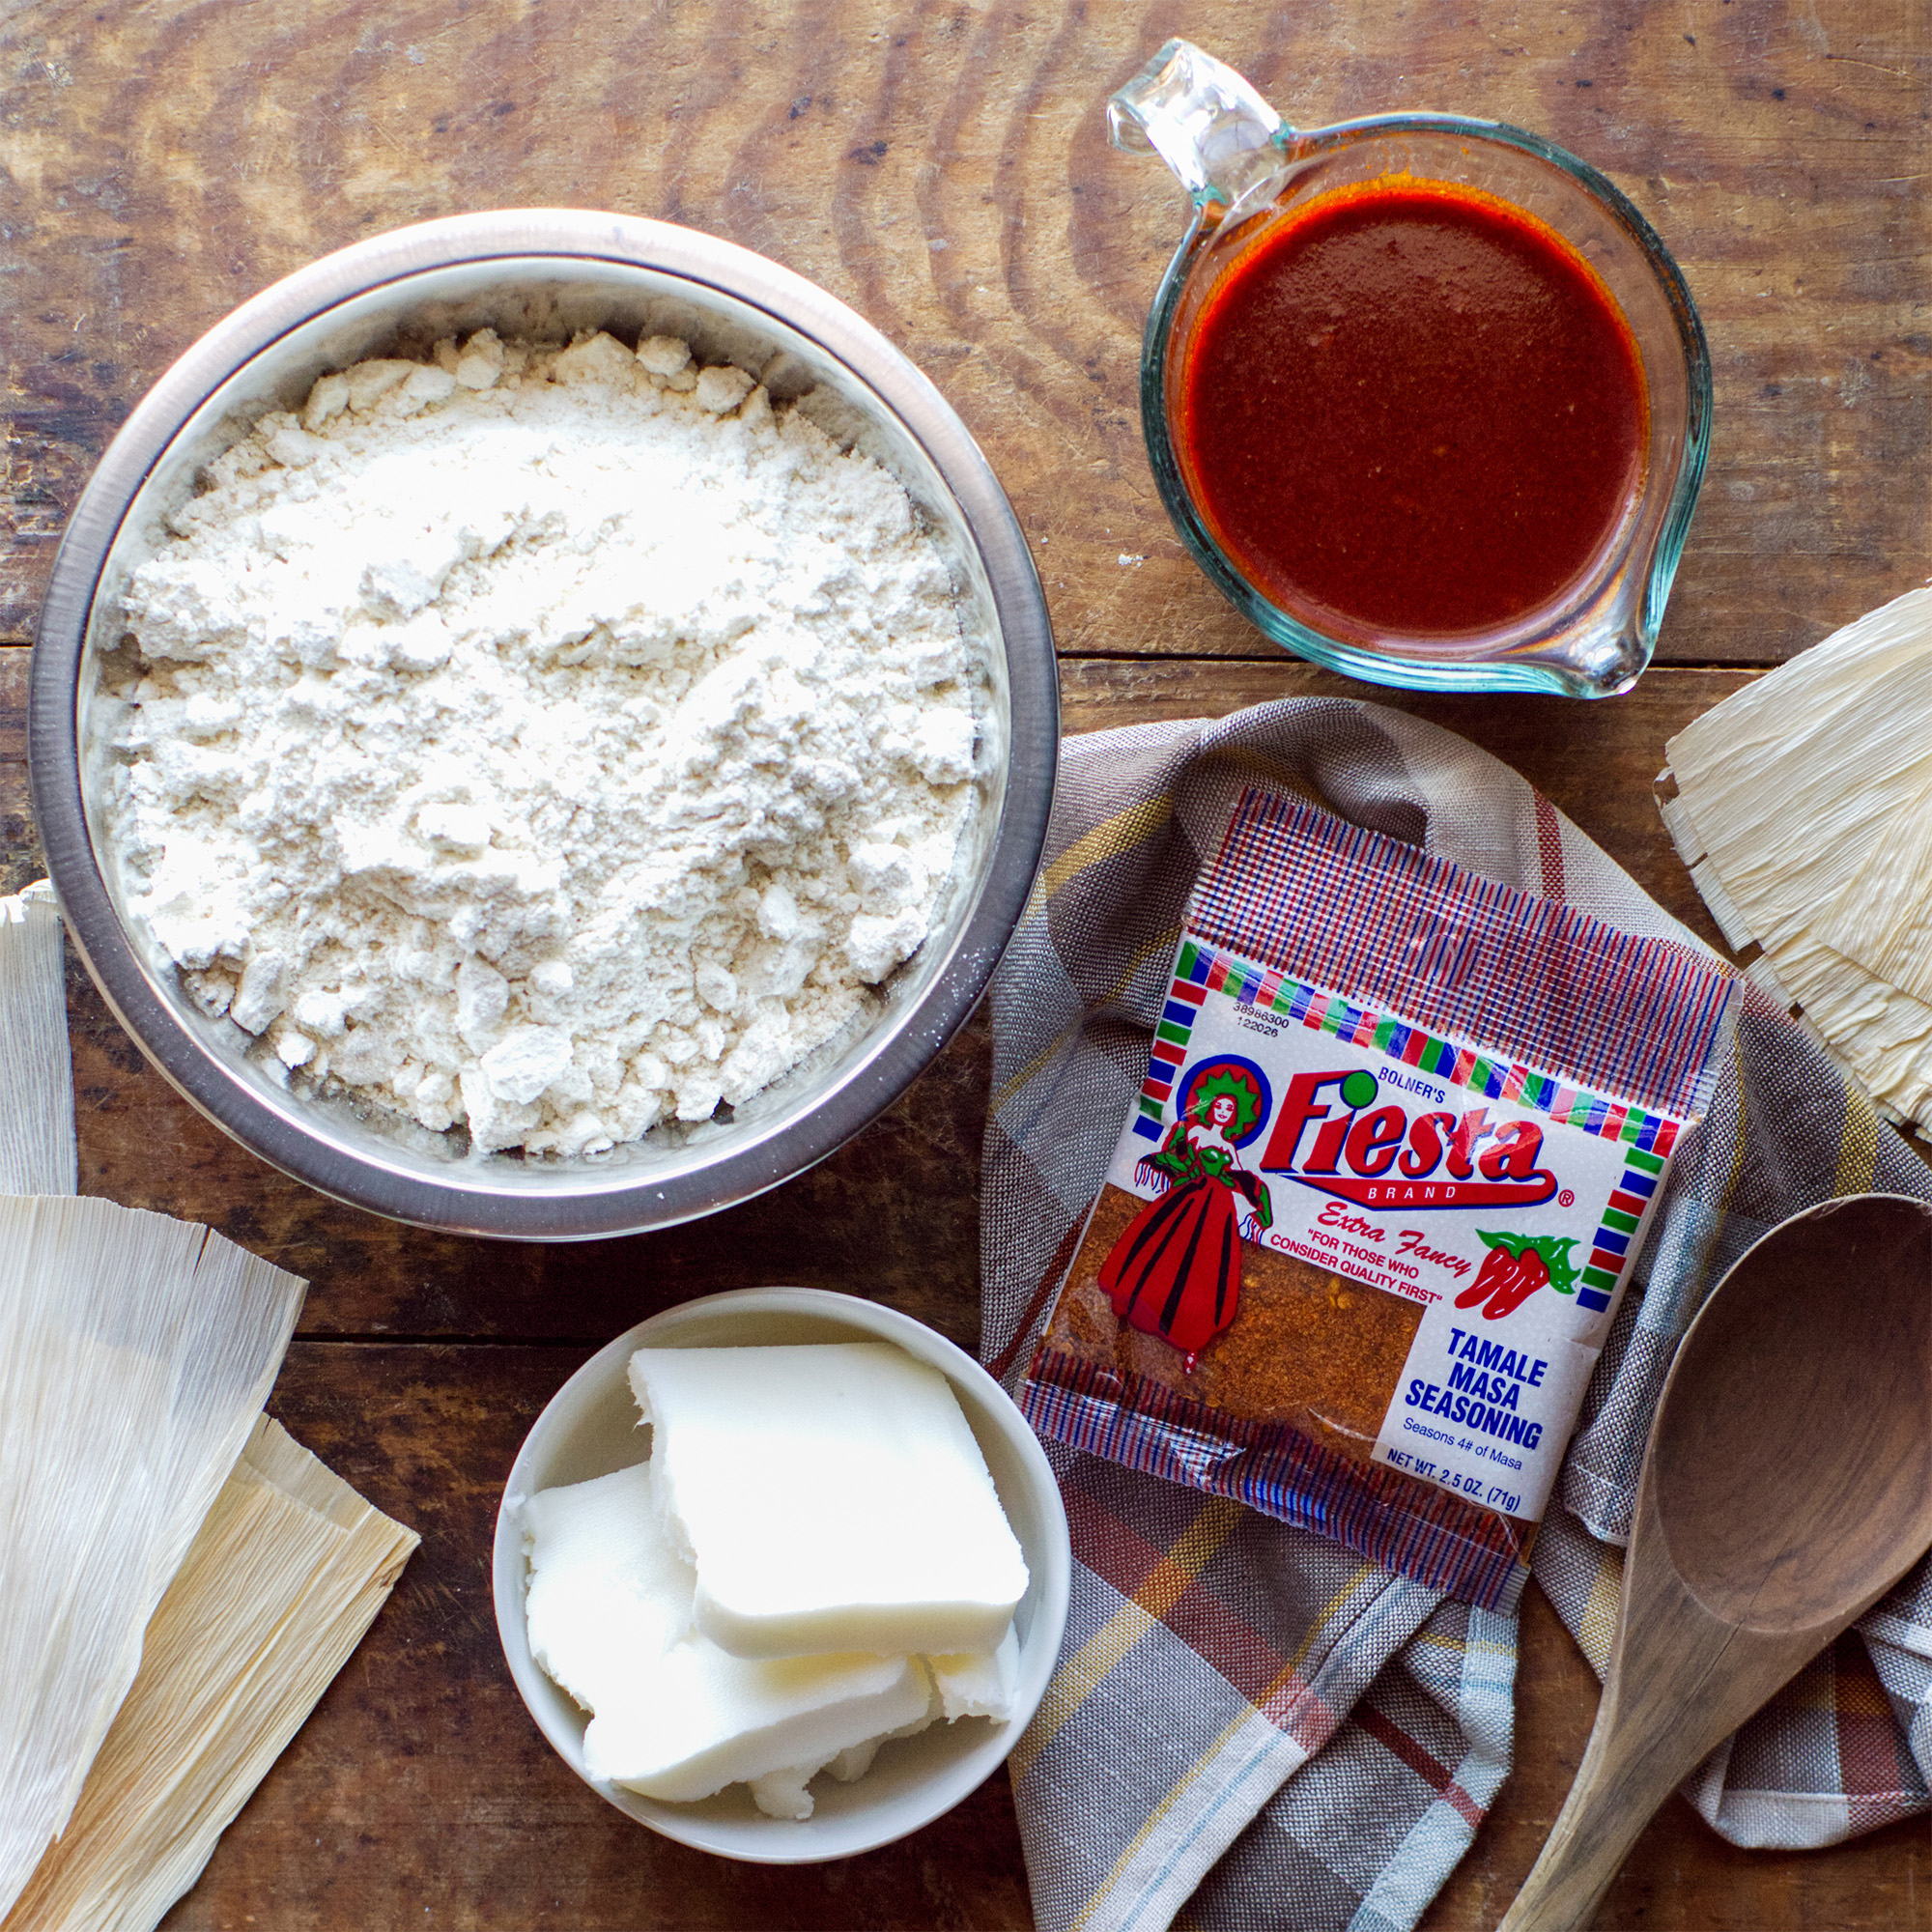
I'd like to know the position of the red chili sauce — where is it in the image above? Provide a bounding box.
[1176,179,1648,640]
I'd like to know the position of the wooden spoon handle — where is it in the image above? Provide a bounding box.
[1492,1700,1692,1932]
[1495,1605,1744,1932]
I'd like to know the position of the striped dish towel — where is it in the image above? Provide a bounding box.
[980,699,1932,1932]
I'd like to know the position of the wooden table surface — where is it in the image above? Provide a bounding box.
[3,0,1929,1926]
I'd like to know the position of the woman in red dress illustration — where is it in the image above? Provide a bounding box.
[1098,1064,1272,1374]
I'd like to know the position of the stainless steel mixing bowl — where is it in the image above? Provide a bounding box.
[31,211,1057,1240]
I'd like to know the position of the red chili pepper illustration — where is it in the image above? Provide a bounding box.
[1457,1233,1580,1320]
[1456,1244,1523,1311]
[1480,1244,1549,1318]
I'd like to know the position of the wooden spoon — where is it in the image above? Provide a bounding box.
[1498,1192,1932,1932]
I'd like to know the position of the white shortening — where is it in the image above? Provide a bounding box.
[522,1455,1020,1819]
[630,1342,1030,1661]
[521,1339,1028,1819]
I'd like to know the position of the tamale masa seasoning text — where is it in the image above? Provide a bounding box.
[1022,788,1735,1609]
[1176,179,1649,641]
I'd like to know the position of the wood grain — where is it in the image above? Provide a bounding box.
[224,1343,1037,1932]
[4,632,1925,1932]
[161,1345,1932,1932]
[1,0,1925,661]
[4,0,1930,1923]
[1432,1597,1932,1932]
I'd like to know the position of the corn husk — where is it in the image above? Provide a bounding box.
[1817,777,1932,1003]
[0,880,419,1928]
[0,883,75,1196]
[0,1198,306,1918]
[1662,586,1932,1129]
[2,1417,419,1932]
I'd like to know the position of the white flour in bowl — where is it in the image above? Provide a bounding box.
[106,328,981,1156]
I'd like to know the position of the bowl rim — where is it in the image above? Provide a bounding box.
[489,1286,1073,1863]
[29,211,1059,1239]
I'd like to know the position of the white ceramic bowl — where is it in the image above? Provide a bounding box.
[491,1288,1071,1862]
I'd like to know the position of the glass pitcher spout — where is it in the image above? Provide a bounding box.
[1108,41,1293,214]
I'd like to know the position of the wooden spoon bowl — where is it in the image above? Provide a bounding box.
[1499,1193,1932,1932]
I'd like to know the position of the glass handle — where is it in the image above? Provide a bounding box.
[1108,41,1290,211]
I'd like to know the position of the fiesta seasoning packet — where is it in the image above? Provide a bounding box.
[1021,787,1737,1609]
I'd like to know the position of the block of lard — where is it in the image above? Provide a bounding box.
[628,1342,1030,1660]
[523,1456,1022,1819]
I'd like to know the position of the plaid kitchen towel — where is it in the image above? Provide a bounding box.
[980,699,1932,1932]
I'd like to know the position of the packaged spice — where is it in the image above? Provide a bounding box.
[1021,787,1736,1608]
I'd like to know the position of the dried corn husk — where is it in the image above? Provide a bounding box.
[0,883,74,1196]
[1662,586,1932,1129]
[0,1197,306,1918]
[0,879,418,1928]
[1817,778,1932,1003]
[2,1417,419,1932]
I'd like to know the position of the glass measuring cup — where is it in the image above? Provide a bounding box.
[1112,42,1711,698]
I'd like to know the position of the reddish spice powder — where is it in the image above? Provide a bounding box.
[1035,1180,1536,1565]
[1177,177,1649,640]
[1044,1180,1425,1463]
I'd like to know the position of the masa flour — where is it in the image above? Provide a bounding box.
[105,327,981,1156]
